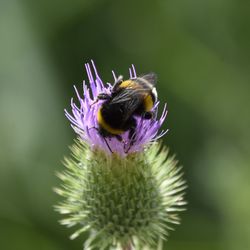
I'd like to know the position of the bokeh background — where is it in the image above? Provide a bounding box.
[1,0,250,249]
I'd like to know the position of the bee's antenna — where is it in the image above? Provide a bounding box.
[125,129,137,154]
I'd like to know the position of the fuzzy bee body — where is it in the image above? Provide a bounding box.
[95,73,158,150]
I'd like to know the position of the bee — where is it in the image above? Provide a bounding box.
[93,73,158,152]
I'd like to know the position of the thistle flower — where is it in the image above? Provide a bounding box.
[55,61,186,250]
[65,61,167,156]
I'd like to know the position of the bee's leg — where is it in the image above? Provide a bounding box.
[112,75,123,92]
[88,126,113,153]
[143,111,153,119]
[99,127,114,153]
[125,127,136,154]
[125,118,137,153]
[128,126,136,141]
[103,136,113,154]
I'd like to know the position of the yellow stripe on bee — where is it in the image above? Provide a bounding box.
[119,80,137,89]
[97,108,125,135]
[143,94,154,111]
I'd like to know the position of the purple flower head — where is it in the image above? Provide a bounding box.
[65,61,168,156]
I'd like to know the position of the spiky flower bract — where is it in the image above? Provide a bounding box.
[56,61,186,250]
[55,139,185,250]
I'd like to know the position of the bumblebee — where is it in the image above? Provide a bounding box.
[94,73,158,152]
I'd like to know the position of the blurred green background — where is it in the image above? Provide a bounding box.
[1,0,250,249]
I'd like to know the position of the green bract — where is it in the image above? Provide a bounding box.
[55,139,186,250]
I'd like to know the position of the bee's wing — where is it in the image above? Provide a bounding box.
[139,72,157,86]
[109,88,144,121]
[110,88,144,104]
[122,97,142,121]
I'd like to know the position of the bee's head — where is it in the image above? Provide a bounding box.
[91,93,111,107]
[97,93,111,100]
